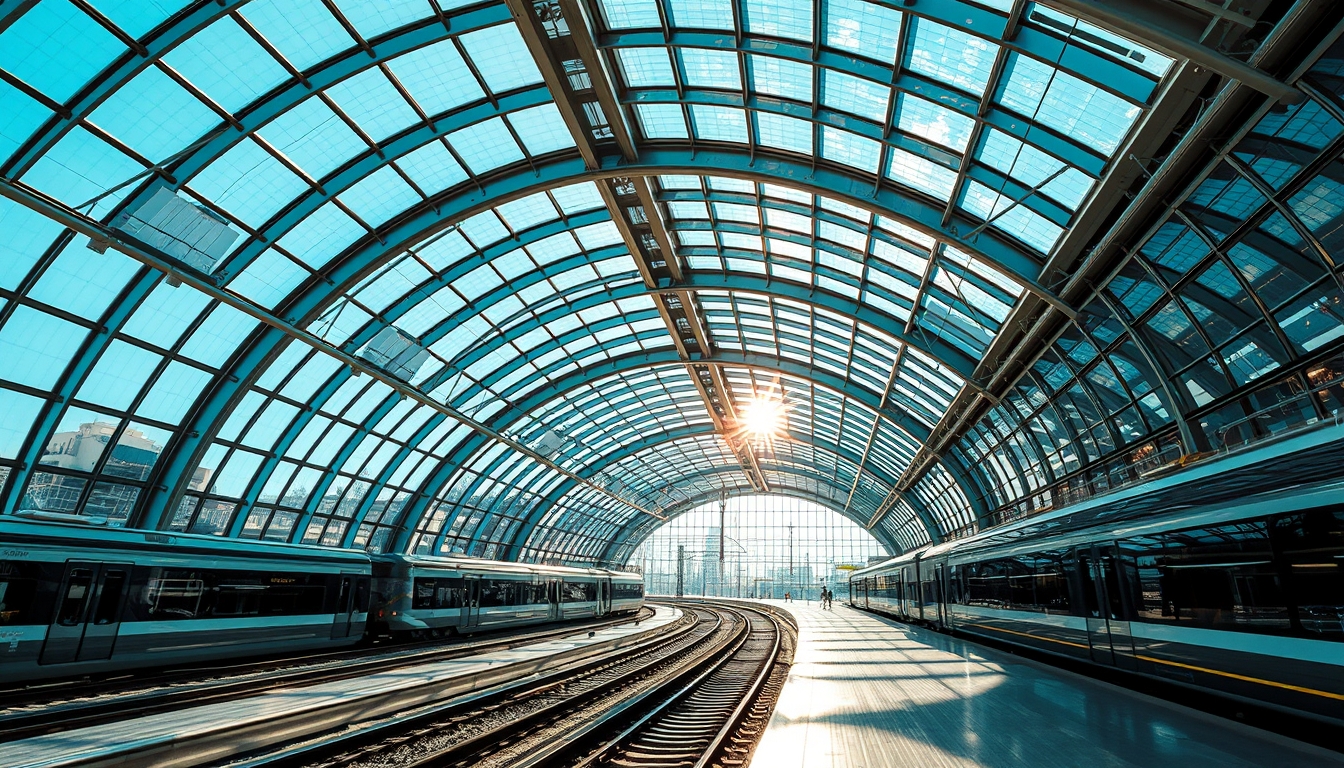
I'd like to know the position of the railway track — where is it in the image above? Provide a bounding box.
[0,609,654,744]
[261,601,796,768]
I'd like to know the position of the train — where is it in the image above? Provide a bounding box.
[849,481,1344,726]
[0,513,644,683]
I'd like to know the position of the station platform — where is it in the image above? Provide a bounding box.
[751,601,1341,768]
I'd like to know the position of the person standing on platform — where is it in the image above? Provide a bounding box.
[784,591,791,602]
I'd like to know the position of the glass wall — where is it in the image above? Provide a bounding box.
[628,494,889,600]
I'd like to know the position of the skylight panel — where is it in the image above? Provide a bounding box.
[88,67,219,163]
[189,139,308,228]
[550,182,606,213]
[0,0,125,103]
[498,193,560,232]
[762,184,812,205]
[743,0,813,42]
[331,0,428,38]
[825,0,902,63]
[459,25,544,94]
[886,148,957,201]
[490,248,535,281]
[978,128,1093,210]
[259,96,368,179]
[659,175,702,190]
[766,208,811,234]
[756,112,814,155]
[240,0,351,71]
[388,40,486,115]
[575,221,623,249]
[707,176,754,193]
[460,210,511,246]
[448,117,525,173]
[636,104,690,139]
[721,232,763,250]
[749,55,813,102]
[961,181,1063,254]
[325,68,422,141]
[618,47,677,87]
[229,249,310,308]
[998,53,1140,155]
[397,140,469,193]
[509,104,576,155]
[821,70,890,123]
[821,127,881,173]
[905,18,995,98]
[667,0,735,29]
[668,201,710,219]
[680,48,742,90]
[712,202,760,224]
[819,220,867,251]
[277,202,365,269]
[897,93,975,152]
[690,105,749,143]
[338,165,421,226]
[598,0,662,29]
[872,247,926,288]
[164,16,288,113]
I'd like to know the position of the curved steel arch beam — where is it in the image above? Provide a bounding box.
[501,422,941,562]
[418,272,980,408]
[397,344,949,554]
[147,138,1041,531]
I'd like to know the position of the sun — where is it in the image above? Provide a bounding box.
[740,396,785,438]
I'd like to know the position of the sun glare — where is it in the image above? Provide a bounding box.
[742,397,784,437]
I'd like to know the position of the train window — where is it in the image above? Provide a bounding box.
[522,583,549,605]
[414,579,437,609]
[148,575,204,619]
[1121,521,1291,635]
[214,576,268,617]
[479,579,516,607]
[562,581,596,602]
[413,577,464,609]
[355,578,370,613]
[963,551,1073,614]
[56,569,94,626]
[613,583,643,600]
[92,570,127,625]
[1272,510,1344,638]
[0,563,44,625]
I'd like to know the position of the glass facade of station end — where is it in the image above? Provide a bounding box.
[630,495,889,600]
[0,0,1339,565]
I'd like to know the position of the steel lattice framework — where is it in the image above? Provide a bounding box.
[1,0,1343,565]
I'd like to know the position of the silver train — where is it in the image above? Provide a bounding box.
[849,483,1343,726]
[371,555,645,638]
[0,514,643,683]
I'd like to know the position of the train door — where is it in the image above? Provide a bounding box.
[40,561,131,665]
[464,577,480,629]
[330,573,365,639]
[898,567,910,618]
[598,578,611,616]
[1077,545,1136,669]
[934,563,949,629]
[547,579,561,620]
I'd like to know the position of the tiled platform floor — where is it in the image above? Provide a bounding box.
[751,601,1341,768]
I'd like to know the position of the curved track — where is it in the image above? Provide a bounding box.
[278,601,796,768]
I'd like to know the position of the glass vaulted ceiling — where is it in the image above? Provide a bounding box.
[0,0,1341,566]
